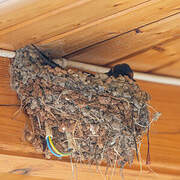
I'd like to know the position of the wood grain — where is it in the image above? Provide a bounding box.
[153,60,180,77]
[38,0,180,57]
[0,0,146,50]
[66,13,180,65]
[0,106,38,156]
[0,173,57,180]
[0,154,180,180]
[109,37,180,74]
[0,0,78,31]
[0,58,18,105]
[0,1,180,178]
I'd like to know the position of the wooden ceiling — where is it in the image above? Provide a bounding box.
[0,0,180,78]
[0,1,180,179]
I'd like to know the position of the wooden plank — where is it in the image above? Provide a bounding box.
[0,154,179,180]
[0,58,18,105]
[152,60,180,77]
[65,13,180,65]
[0,106,37,157]
[0,0,146,50]
[109,37,180,73]
[38,0,180,57]
[0,0,78,31]
[0,173,57,180]
[0,81,180,179]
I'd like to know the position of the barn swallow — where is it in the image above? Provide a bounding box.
[106,63,135,81]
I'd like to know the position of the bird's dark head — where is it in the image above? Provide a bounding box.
[107,63,135,81]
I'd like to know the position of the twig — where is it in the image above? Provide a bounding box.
[131,111,139,162]
[146,127,151,165]
[70,155,75,180]
[133,135,139,162]
[111,154,117,178]
[119,167,124,180]
[37,115,42,131]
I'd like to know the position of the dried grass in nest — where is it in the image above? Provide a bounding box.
[10,46,158,169]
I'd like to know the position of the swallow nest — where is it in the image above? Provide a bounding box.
[10,46,159,169]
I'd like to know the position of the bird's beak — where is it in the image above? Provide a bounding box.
[129,72,136,81]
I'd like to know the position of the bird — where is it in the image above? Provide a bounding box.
[106,63,135,81]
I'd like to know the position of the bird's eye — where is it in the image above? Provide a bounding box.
[129,72,134,79]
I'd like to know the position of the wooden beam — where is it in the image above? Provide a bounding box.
[109,38,180,75]
[0,154,180,180]
[0,106,38,157]
[0,173,57,180]
[65,13,180,65]
[0,0,146,50]
[0,0,78,31]
[153,60,180,77]
[38,0,180,57]
[0,58,18,105]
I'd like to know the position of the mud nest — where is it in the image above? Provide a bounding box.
[10,46,155,168]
